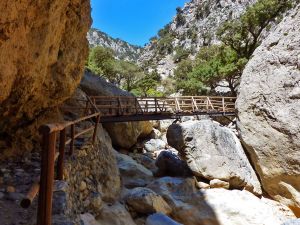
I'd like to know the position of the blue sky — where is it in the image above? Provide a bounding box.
[91,0,189,46]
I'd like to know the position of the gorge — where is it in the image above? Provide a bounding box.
[0,0,299,225]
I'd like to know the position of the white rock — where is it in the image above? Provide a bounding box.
[167,120,262,195]
[236,5,300,211]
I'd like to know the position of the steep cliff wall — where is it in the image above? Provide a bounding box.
[237,5,300,215]
[0,0,91,157]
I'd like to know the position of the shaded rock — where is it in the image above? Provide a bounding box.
[147,177,197,209]
[104,121,153,149]
[80,213,99,225]
[282,220,300,225]
[81,70,131,97]
[158,120,174,133]
[130,154,158,173]
[96,202,137,225]
[125,187,172,215]
[210,179,230,189]
[0,0,91,158]
[116,152,153,188]
[144,139,166,152]
[149,128,162,139]
[236,5,300,214]
[146,213,182,225]
[52,215,74,225]
[155,151,193,177]
[80,71,153,149]
[167,120,262,195]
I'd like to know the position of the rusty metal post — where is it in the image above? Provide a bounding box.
[37,127,57,225]
[21,180,40,209]
[69,124,75,156]
[92,115,101,144]
[83,100,89,116]
[57,129,66,180]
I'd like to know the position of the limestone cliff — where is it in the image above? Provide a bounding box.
[0,0,91,157]
[236,5,300,215]
[139,0,256,78]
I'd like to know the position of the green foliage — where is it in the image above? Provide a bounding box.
[156,33,175,56]
[195,3,210,20]
[87,46,145,91]
[217,0,292,59]
[131,70,162,97]
[87,46,115,77]
[173,47,191,63]
[174,0,293,96]
[176,13,186,27]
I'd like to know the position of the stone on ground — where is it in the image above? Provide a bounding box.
[146,213,183,225]
[125,187,172,215]
[144,139,166,152]
[155,151,193,177]
[96,203,137,225]
[115,152,153,188]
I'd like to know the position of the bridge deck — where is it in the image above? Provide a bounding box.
[87,96,236,123]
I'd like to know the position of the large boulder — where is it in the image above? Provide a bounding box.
[104,121,153,149]
[167,120,262,195]
[80,71,153,149]
[236,6,300,214]
[0,0,91,158]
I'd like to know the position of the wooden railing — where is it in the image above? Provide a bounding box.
[89,96,236,117]
[21,111,101,225]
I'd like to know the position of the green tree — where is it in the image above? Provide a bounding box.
[173,47,191,63]
[217,0,292,59]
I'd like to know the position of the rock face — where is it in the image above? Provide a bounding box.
[80,71,153,149]
[139,0,256,78]
[87,28,142,63]
[167,120,262,195]
[0,0,91,156]
[236,6,300,214]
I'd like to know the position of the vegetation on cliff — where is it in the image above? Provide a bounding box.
[173,0,294,96]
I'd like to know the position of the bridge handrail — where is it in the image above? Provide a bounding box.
[22,109,101,225]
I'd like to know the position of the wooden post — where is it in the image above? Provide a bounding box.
[57,129,66,180]
[69,124,75,156]
[92,115,101,144]
[37,128,56,225]
[222,97,225,114]
[154,97,157,113]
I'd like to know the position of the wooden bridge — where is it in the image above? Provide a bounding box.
[23,95,236,225]
[87,96,236,122]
